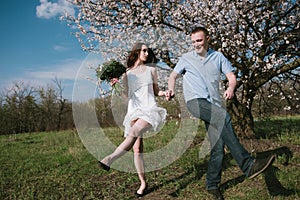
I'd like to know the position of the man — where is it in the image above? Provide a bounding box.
[166,27,275,200]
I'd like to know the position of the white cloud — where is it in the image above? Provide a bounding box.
[25,58,84,81]
[36,0,75,19]
[53,45,69,52]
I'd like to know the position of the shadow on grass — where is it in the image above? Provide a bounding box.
[264,166,295,196]
[143,155,209,197]
[220,146,295,197]
[168,158,209,197]
[261,146,295,196]
[146,154,234,197]
[156,146,296,198]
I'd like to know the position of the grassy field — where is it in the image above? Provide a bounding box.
[1,117,299,200]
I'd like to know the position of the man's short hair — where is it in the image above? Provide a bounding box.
[190,27,209,36]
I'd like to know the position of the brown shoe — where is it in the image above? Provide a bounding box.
[248,154,275,179]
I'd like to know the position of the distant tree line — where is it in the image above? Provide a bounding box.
[0,79,74,135]
[0,77,299,135]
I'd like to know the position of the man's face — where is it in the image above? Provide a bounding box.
[191,31,210,56]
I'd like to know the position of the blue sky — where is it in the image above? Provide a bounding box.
[0,0,100,101]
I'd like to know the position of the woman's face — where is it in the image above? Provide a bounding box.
[138,45,148,63]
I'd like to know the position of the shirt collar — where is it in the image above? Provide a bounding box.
[192,48,214,58]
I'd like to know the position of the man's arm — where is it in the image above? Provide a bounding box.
[223,72,236,100]
[166,70,179,100]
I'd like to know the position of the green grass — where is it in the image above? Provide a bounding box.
[254,115,300,142]
[1,118,299,200]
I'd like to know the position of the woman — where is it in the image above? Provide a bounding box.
[99,43,167,197]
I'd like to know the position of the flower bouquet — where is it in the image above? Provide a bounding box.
[96,59,126,95]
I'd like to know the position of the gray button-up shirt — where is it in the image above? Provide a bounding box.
[174,49,234,106]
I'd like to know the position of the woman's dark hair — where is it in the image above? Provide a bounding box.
[146,47,158,64]
[126,43,158,69]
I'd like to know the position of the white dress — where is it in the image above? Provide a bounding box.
[123,66,167,137]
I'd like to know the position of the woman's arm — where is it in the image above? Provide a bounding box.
[151,67,165,97]
[121,73,128,99]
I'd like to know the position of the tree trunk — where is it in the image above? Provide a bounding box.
[226,97,255,138]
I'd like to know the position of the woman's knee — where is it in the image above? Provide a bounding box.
[133,145,143,153]
[129,120,150,137]
[133,139,143,153]
[128,123,142,137]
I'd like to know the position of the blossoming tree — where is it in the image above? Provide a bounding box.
[63,0,299,138]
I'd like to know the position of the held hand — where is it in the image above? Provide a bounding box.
[158,91,165,97]
[165,89,175,101]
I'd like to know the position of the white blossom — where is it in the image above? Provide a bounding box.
[60,0,299,107]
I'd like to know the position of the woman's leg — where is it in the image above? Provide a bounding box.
[100,118,150,167]
[133,137,147,195]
